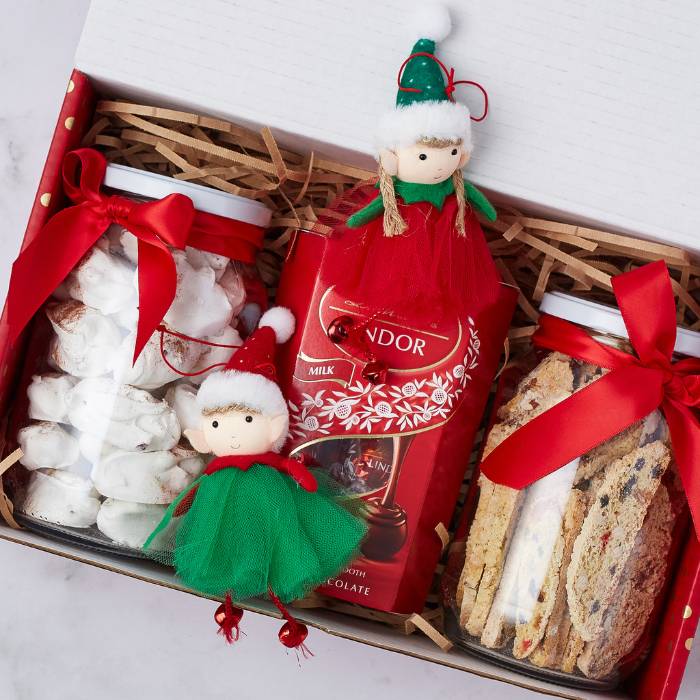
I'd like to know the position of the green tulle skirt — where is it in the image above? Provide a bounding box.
[143,464,366,602]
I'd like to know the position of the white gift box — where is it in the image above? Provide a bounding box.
[2,2,699,698]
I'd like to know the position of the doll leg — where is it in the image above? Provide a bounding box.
[268,588,313,657]
[214,592,244,644]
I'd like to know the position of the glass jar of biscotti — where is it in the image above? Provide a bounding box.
[4,151,270,556]
[441,291,699,689]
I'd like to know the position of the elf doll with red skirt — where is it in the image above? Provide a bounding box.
[324,4,500,320]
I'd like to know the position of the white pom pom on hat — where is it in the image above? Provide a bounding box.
[259,306,295,344]
[406,2,452,42]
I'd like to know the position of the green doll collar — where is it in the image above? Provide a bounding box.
[387,177,456,211]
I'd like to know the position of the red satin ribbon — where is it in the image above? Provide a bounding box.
[480,260,700,538]
[7,148,263,362]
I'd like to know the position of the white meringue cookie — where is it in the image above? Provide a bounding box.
[188,325,241,385]
[218,265,247,316]
[111,303,139,332]
[172,443,206,478]
[65,246,137,315]
[78,431,116,464]
[96,498,166,548]
[111,329,202,390]
[164,383,201,433]
[164,251,233,338]
[47,301,122,378]
[185,247,229,281]
[18,422,80,470]
[105,225,139,265]
[21,469,101,528]
[64,452,95,480]
[91,449,192,504]
[27,373,76,423]
[68,378,180,452]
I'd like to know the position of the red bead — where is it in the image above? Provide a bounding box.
[327,316,353,343]
[278,620,309,649]
[362,359,387,384]
[214,603,243,628]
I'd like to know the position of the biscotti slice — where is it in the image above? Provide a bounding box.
[529,645,549,668]
[497,352,574,423]
[574,422,645,488]
[570,360,604,390]
[464,355,579,637]
[574,411,667,491]
[514,490,587,662]
[458,475,496,619]
[567,441,670,641]
[512,532,564,658]
[577,486,674,680]
[482,458,577,651]
[561,627,585,674]
[465,485,525,636]
[529,608,575,670]
[638,410,669,447]
[479,486,542,649]
[481,572,518,649]
[457,418,523,621]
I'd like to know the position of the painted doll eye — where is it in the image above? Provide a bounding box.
[245,415,253,423]
[418,153,428,160]
[212,420,219,428]
[451,148,458,155]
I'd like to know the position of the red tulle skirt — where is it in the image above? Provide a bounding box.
[319,184,502,319]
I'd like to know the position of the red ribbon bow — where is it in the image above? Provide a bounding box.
[7,148,262,362]
[480,260,700,537]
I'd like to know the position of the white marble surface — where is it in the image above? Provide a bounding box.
[0,2,698,699]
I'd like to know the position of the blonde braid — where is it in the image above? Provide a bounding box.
[379,163,407,238]
[452,168,467,237]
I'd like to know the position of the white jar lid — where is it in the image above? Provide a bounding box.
[103,163,271,228]
[540,291,700,359]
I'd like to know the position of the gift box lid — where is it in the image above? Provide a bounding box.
[75,0,700,251]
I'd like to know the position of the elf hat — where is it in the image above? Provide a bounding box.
[196,306,295,426]
[376,4,486,153]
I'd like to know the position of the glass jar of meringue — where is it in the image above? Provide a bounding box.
[441,292,698,689]
[9,164,270,554]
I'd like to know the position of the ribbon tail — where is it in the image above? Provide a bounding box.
[133,238,178,363]
[613,260,677,365]
[663,399,700,538]
[480,365,664,489]
[6,205,106,344]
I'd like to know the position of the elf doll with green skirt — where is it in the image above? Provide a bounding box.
[324,4,501,320]
[144,307,366,651]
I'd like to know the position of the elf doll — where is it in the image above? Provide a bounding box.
[144,307,366,650]
[324,4,500,319]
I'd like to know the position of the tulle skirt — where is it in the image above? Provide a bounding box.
[144,465,366,602]
[320,185,502,319]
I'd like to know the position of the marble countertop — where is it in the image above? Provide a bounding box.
[0,2,698,699]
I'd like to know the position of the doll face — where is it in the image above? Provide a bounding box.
[185,408,287,457]
[382,143,470,184]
